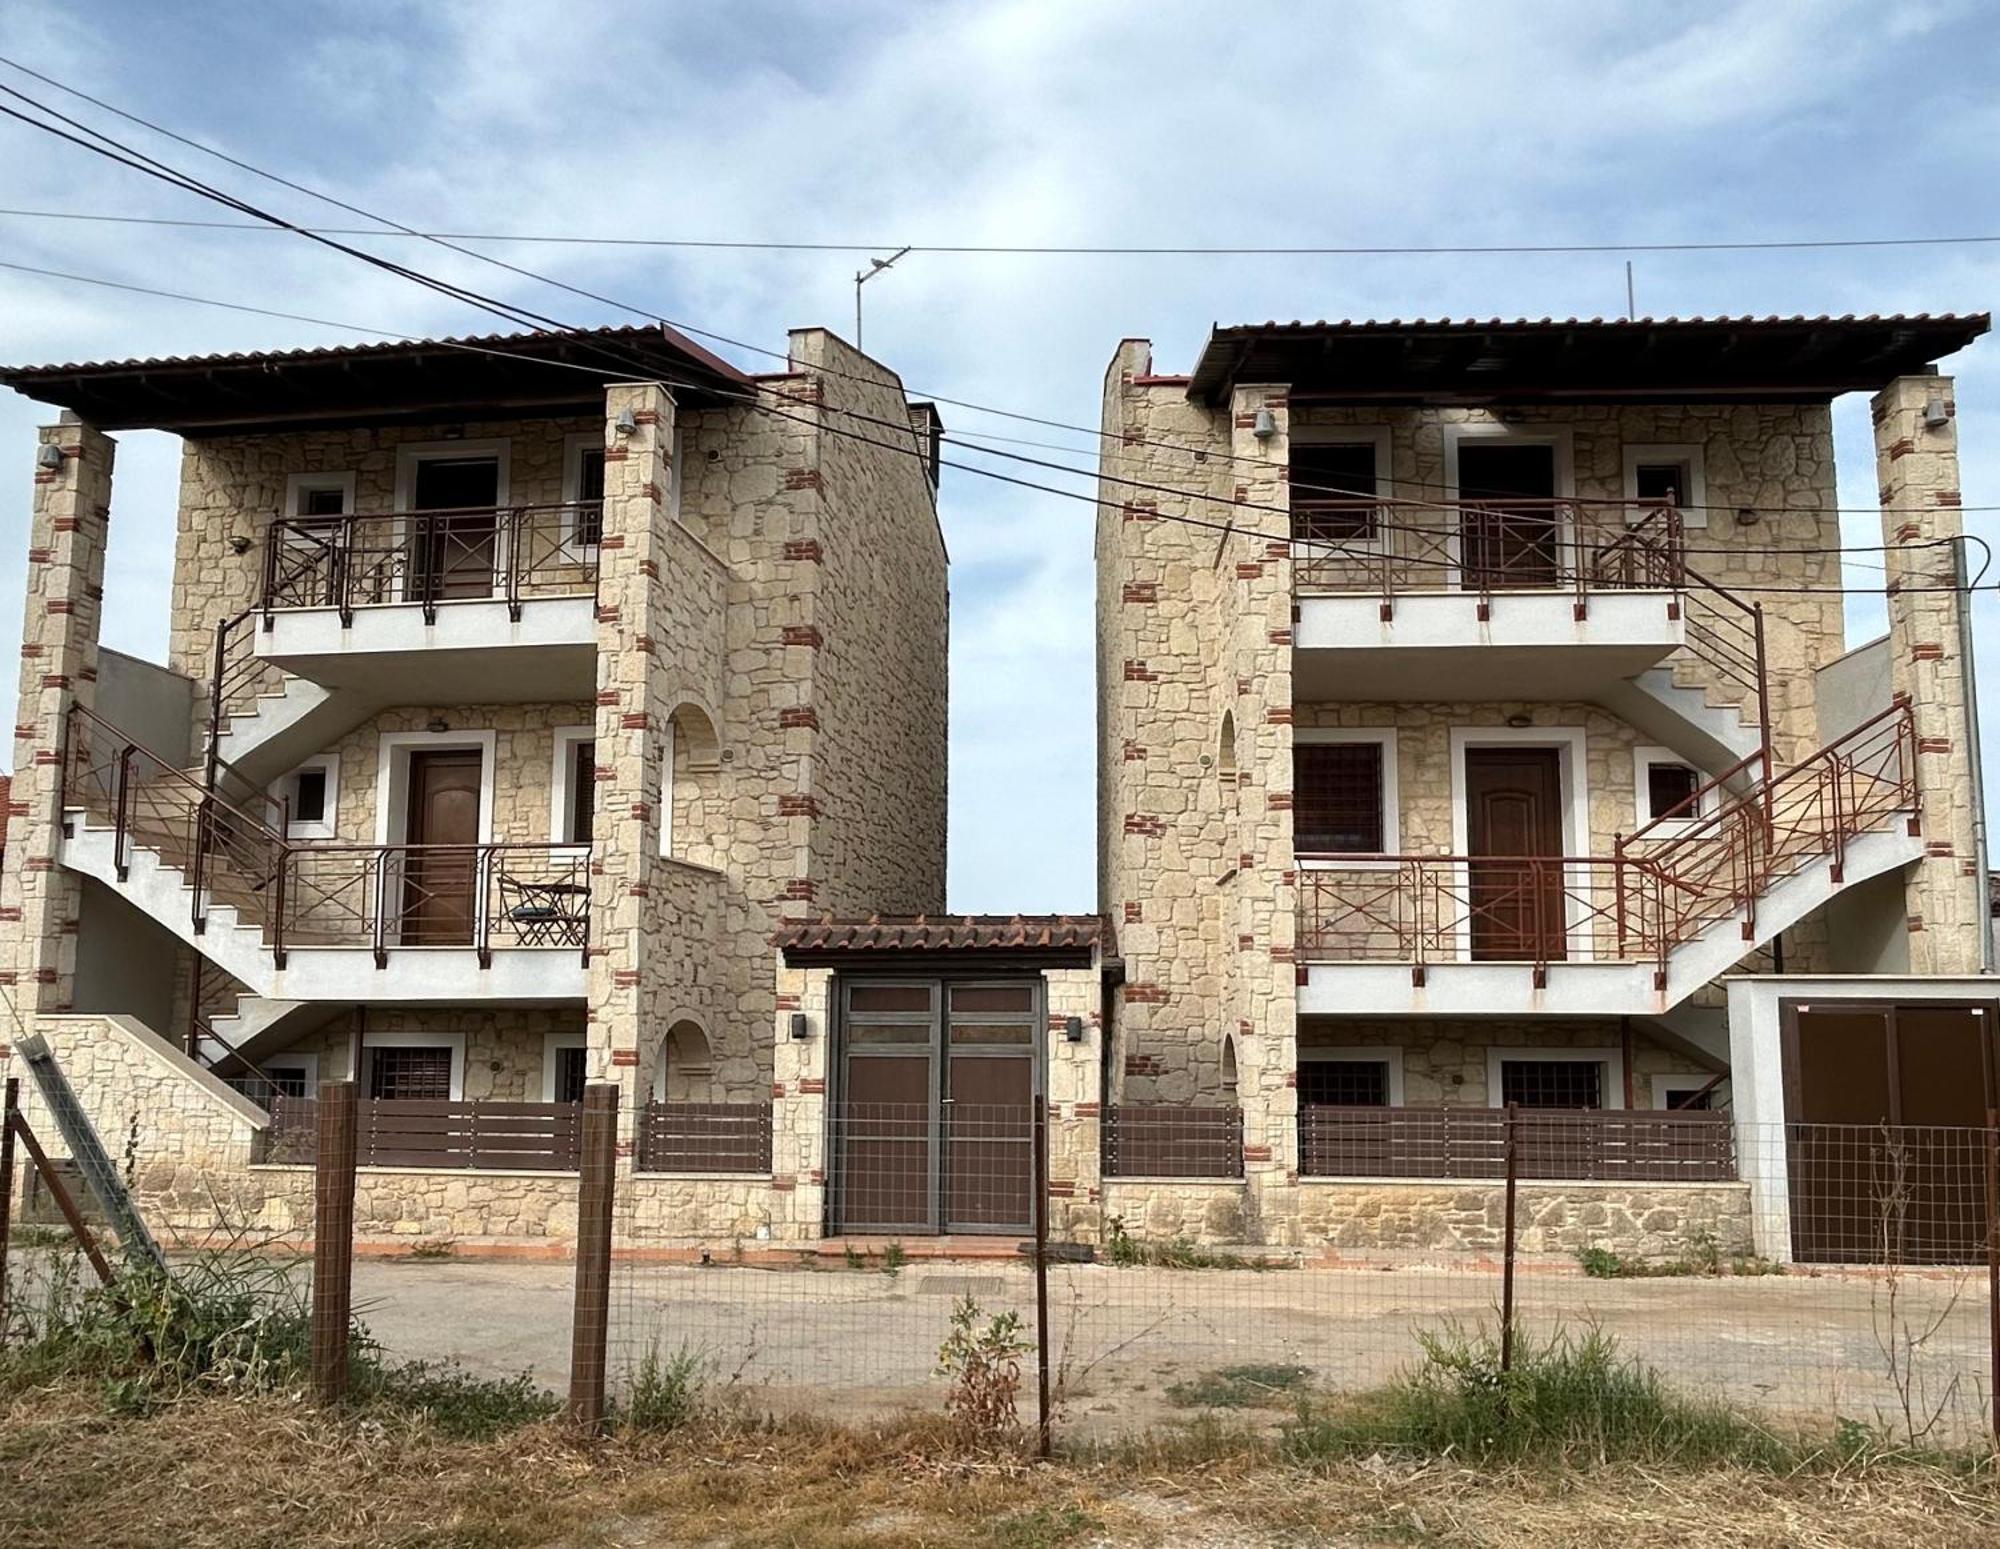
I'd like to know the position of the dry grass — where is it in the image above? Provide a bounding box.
[2,1381,1998,1548]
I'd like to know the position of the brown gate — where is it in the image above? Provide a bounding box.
[1465,746,1566,963]
[1783,1001,1997,1264]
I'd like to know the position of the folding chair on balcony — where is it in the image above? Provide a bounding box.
[498,873,590,947]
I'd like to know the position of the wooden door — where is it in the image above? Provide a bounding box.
[1458,442,1559,588]
[943,1054,1033,1232]
[400,750,482,944]
[410,456,499,598]
[1465,747,1565,962]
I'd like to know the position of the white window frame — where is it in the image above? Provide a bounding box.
[1632,745,1711,834]
[560,432,606,553]
[362,1030,466,1102]
[1288,423,1393,555]
[271,753,340,841]
[1293,726,1400,866]
[373,729,498,847]
[1622,443,1709,529]
[549,725,597,848]
[1447,725,1593,959]
[541,1032,588,1102]
[1650,1073,1725,1111]
[284,471,355,517]
[1442,424,1576,580]
[390,439,512,602]
[1486,1047,1624,1111]
[1297,1044,1406,1106]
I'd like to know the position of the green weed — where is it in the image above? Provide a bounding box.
[1167,1362,1313,1410]
[620,1339,709,1432]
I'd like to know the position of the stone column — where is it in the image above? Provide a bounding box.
[1043,964,1103,1241]
[2,415,114,1017]
[771,961,832,1239]
[1227,386,1301,1243]
[1871,374,1983,973]
[590,383,678,1156]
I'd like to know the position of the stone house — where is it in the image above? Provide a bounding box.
[0,322,960,1245]
[1095,314,1999,1256]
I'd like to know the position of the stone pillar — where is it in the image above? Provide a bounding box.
[771,961,832,1239]
[2,416,114,1017]
[1227,386,1300,1242]
[1043,964,1104,1240]
[589,383,678,1155]
[1871,374,1983,973]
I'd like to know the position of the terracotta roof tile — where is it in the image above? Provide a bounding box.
[775,914,1104,955]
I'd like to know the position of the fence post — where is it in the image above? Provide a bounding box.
[311,1079,358,1405]
[1986,1107,1998,1448]
[1033,1095,1052,1460]
[568,1081,619,1435]
[1500,1100,1519,1376]
[0,1079,16,1347]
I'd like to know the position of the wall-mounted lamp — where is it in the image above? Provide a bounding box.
[614,407,639,437]
[1063,1015,1085,1044]
[426,717,451,734]
[1505,713,1533,729]
[789,1012,811,1040]
[228,535,254,556]
[1924,393,1951,429]
[1252,407,1278,440]
[1733,507,1760,527]
[35,443,63,471]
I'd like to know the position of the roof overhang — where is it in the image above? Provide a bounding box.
[775,915,1104,971]
[0,323,757,434]
[1185,314,1990,407]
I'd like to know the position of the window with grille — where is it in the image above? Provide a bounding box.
[1659,1084,1714,1111]
[1499,1058,1603,1109]
[1298,1059,1390,1107]
[1632,460,1692,506]
[261,1065,313,1100]
[572,446,606,547]
[554,1045,587,1105]
[569,739,595,845]
[369,1046,453,1101]
[1290,442,1379,542]
[1646,760,1701,823]
[1294,743,1384,854]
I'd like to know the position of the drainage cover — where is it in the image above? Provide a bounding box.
[917,1275,1004,1296]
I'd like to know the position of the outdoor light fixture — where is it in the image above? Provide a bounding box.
[789,1012,811,1040]
[1064,1016,1085,1043]
[228,536,253,556]
[614,406,639,437]
[1252,407,1278,440]
[1506,714,1533,729]
[35,444,62,470]
[1924,393,1950,429]
[426,717,451,734]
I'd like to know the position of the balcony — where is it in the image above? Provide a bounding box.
[1290,497,1758,717]
[1293,704,1922,1015]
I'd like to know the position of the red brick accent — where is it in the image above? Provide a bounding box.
[807,1168,826,1185]
[1121,739,1146,762]
[1237,933,1255,951]
[1243,1144,1273,1163]
[633,635,656,656]
[784,468,824,492]
[1907,914,1926,933]
[619,712,650,730]
[1123,813,1166,837]
[779,706,819,730]
[640,481,665,505]
[1123,984,1167,1005]
[1265,706,1292,724]
[1912,642,1946,661]
[1918,736,1953,754]
[1235,562,1264,579]
[46,600,73,615]
[1046,1180,1076,1199]
[1075,1102,1101,1117]
[1238,853,1254,871]
[1926,841,1956,858]
[783,539,825,563]
[603,446,631,463]
[24,856,53,872]
[1123,901,1143,923]
[637,559,658,580]
[1267,629,1292,646]
[771,1175,797,1192]
[1122,659,1158,682]
[1937,490,1963,507]
[776,994,801,1011]
[626,883,651,898]
[1239,1020,1252,1036]
[1233,412,1258,429]
[800,1077,826,1094]
[610,1049,639,1067]
[1122,502,1157,524]
[1887,437,1916,461]
[1124,1053,1163,1075]
[777,793,820,818]
[1236,676,1253,696]
[38,675,68,690]
[1894,522,1924,544]
[782,625,823,649]
[25,548,50,565]
[1270,945,1295,962]
[1267,792,1293,810]
[781,878,817,901]
[1283,1070,1297,1088]
[612,970,640,988]
[595,604,621,624]
[19,643,43,658]
[595,690,619,707]
[626,803,651,820]
[1122,582,1158,604]
[1233,485,1250,501]
[631,408,660,425]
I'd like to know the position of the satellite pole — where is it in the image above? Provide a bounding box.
[1626,259,1636,321]
[854,246,913,350]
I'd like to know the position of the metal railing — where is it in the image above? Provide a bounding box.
[261,503,602,624]
[1297,1104,1736,1181]
[636,1102,774,1174]
[261,1095,584,1171]
[1100,1104,1245,1178]
[1296,700,1918,977]
[66,704,591,968]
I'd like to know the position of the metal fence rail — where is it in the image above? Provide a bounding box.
[1101,1104,1245,1178]
[637,1102,773,1174]
[1298,1105,1736,1182]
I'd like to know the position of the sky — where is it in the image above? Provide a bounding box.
[0,0,1995,914]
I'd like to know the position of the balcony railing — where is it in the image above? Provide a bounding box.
[1295,700,1917,980]
[636,1102,773,1174]
[66,704,591,968]
[1297,1105,1736,1182]
[262,1095,583,1171]
[261,503,601,624]
[1100,1104,1245,1178]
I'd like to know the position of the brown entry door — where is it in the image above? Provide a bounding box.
[401,750,482,944]
[944,1053,1034,1233]
[1465,747,1566,962]
[1458,442,1559,588]
[410,456,500,599]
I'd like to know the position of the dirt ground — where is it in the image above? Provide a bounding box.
[3,1380,1999,1549]
[333,1254,1998,1445]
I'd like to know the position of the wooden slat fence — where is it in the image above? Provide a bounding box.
[357,1100,583,1170]
[1297,1106,1736,1182]
[1101,1105,1244,1178]
[637,1102,773,1174]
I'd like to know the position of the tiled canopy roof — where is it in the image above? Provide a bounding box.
[775,914,1104,955]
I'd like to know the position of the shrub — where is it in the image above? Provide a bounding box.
[621,1339,708,1432]
[936,1295,1029,1447]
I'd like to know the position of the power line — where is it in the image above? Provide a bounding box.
[6,202,2000,258]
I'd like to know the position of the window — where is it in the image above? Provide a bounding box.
[1652,1075,1721,1111]
[1298,1060,1390,1108]
[568,441,605,548]
[1295,742,1384,854]
[1290,440,1380,543]
[368,1045,454,1101]
[550,727,596,846]
[543,1035,588,1104]
[1500,1059,1603,1109]
[1621,444,1707,528]
[1647,761,1700,822]
[273,755,338,841]
[1633,746,1708,831]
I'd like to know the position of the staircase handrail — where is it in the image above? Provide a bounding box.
[71,703,291,851]
[204,605,263,791]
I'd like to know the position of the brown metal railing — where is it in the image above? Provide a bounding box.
[261,1096,583,1171]
[1100,1105,1245,1178]
[1297,1105,1736,1181]
[636,1102,773,1174]
[67,704,590,968]
[261,503,601,625]
[1296,700,1918,978]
